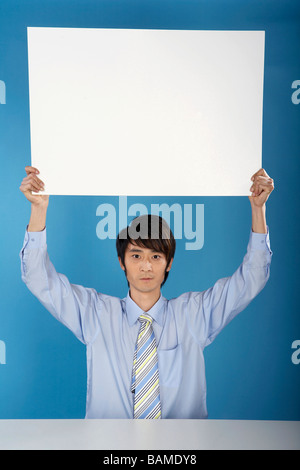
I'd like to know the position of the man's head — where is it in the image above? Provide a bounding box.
[116,215,176,293]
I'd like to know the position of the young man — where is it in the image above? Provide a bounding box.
[19,166,274,419]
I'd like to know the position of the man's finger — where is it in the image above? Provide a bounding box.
[20,182,42,193]
[23,174,44,188]
[30,174,44,187]
[25,166,40,175]
[251,168,269,181]
[250,181,274,196]
[250,175,274,192]
[251,175,273,186]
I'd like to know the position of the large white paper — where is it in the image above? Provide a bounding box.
[27,28,265,196]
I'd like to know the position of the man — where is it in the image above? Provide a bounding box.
[19,166,274,419]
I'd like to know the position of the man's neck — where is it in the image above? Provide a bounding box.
[129,288,161,313]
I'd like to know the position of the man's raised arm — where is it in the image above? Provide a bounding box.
[249,167,274,233]
[185,168,274,347]
[19,166,100,345]
[19,166,49,231]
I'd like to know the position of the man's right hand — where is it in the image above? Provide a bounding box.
[19,166,49,207]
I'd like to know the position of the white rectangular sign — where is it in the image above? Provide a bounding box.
[27,27,265,196]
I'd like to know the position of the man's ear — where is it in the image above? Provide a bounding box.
[166,258,174,272]
[118,257,125,271]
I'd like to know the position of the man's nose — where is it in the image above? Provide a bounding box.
[140,259,152,271]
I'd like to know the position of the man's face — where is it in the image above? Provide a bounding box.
[119,242,173,295]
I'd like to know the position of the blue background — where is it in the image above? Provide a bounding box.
[0,0,299,420]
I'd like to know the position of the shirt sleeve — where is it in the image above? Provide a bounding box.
[20,227,100,345]
[187,228,273,348]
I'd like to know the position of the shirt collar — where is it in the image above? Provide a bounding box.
[125,291,166,327]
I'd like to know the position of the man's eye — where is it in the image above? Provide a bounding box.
[153,255,161,259]
[132,254,140,259]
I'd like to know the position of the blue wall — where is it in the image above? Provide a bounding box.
[0,0,299,420]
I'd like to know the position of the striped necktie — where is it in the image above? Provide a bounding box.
[131,314,161,419]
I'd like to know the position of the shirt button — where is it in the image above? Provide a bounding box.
[31,238,35,242]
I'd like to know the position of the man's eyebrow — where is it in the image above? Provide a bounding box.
[127,247,162,253]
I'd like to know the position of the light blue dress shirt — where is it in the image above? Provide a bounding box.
[20,228,272,419]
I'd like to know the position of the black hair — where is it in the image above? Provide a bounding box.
[116,214,176,287]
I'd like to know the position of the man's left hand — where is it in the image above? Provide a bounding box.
[249,168,274,207]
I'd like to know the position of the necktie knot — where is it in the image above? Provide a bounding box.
[139,314,153,325]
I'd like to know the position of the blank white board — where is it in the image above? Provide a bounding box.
[27,28,265,196]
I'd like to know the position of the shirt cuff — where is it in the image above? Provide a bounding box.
[248,226,272,254]
[22,225,47,251]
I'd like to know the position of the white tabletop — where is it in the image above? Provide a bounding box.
[0,419,299,450]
